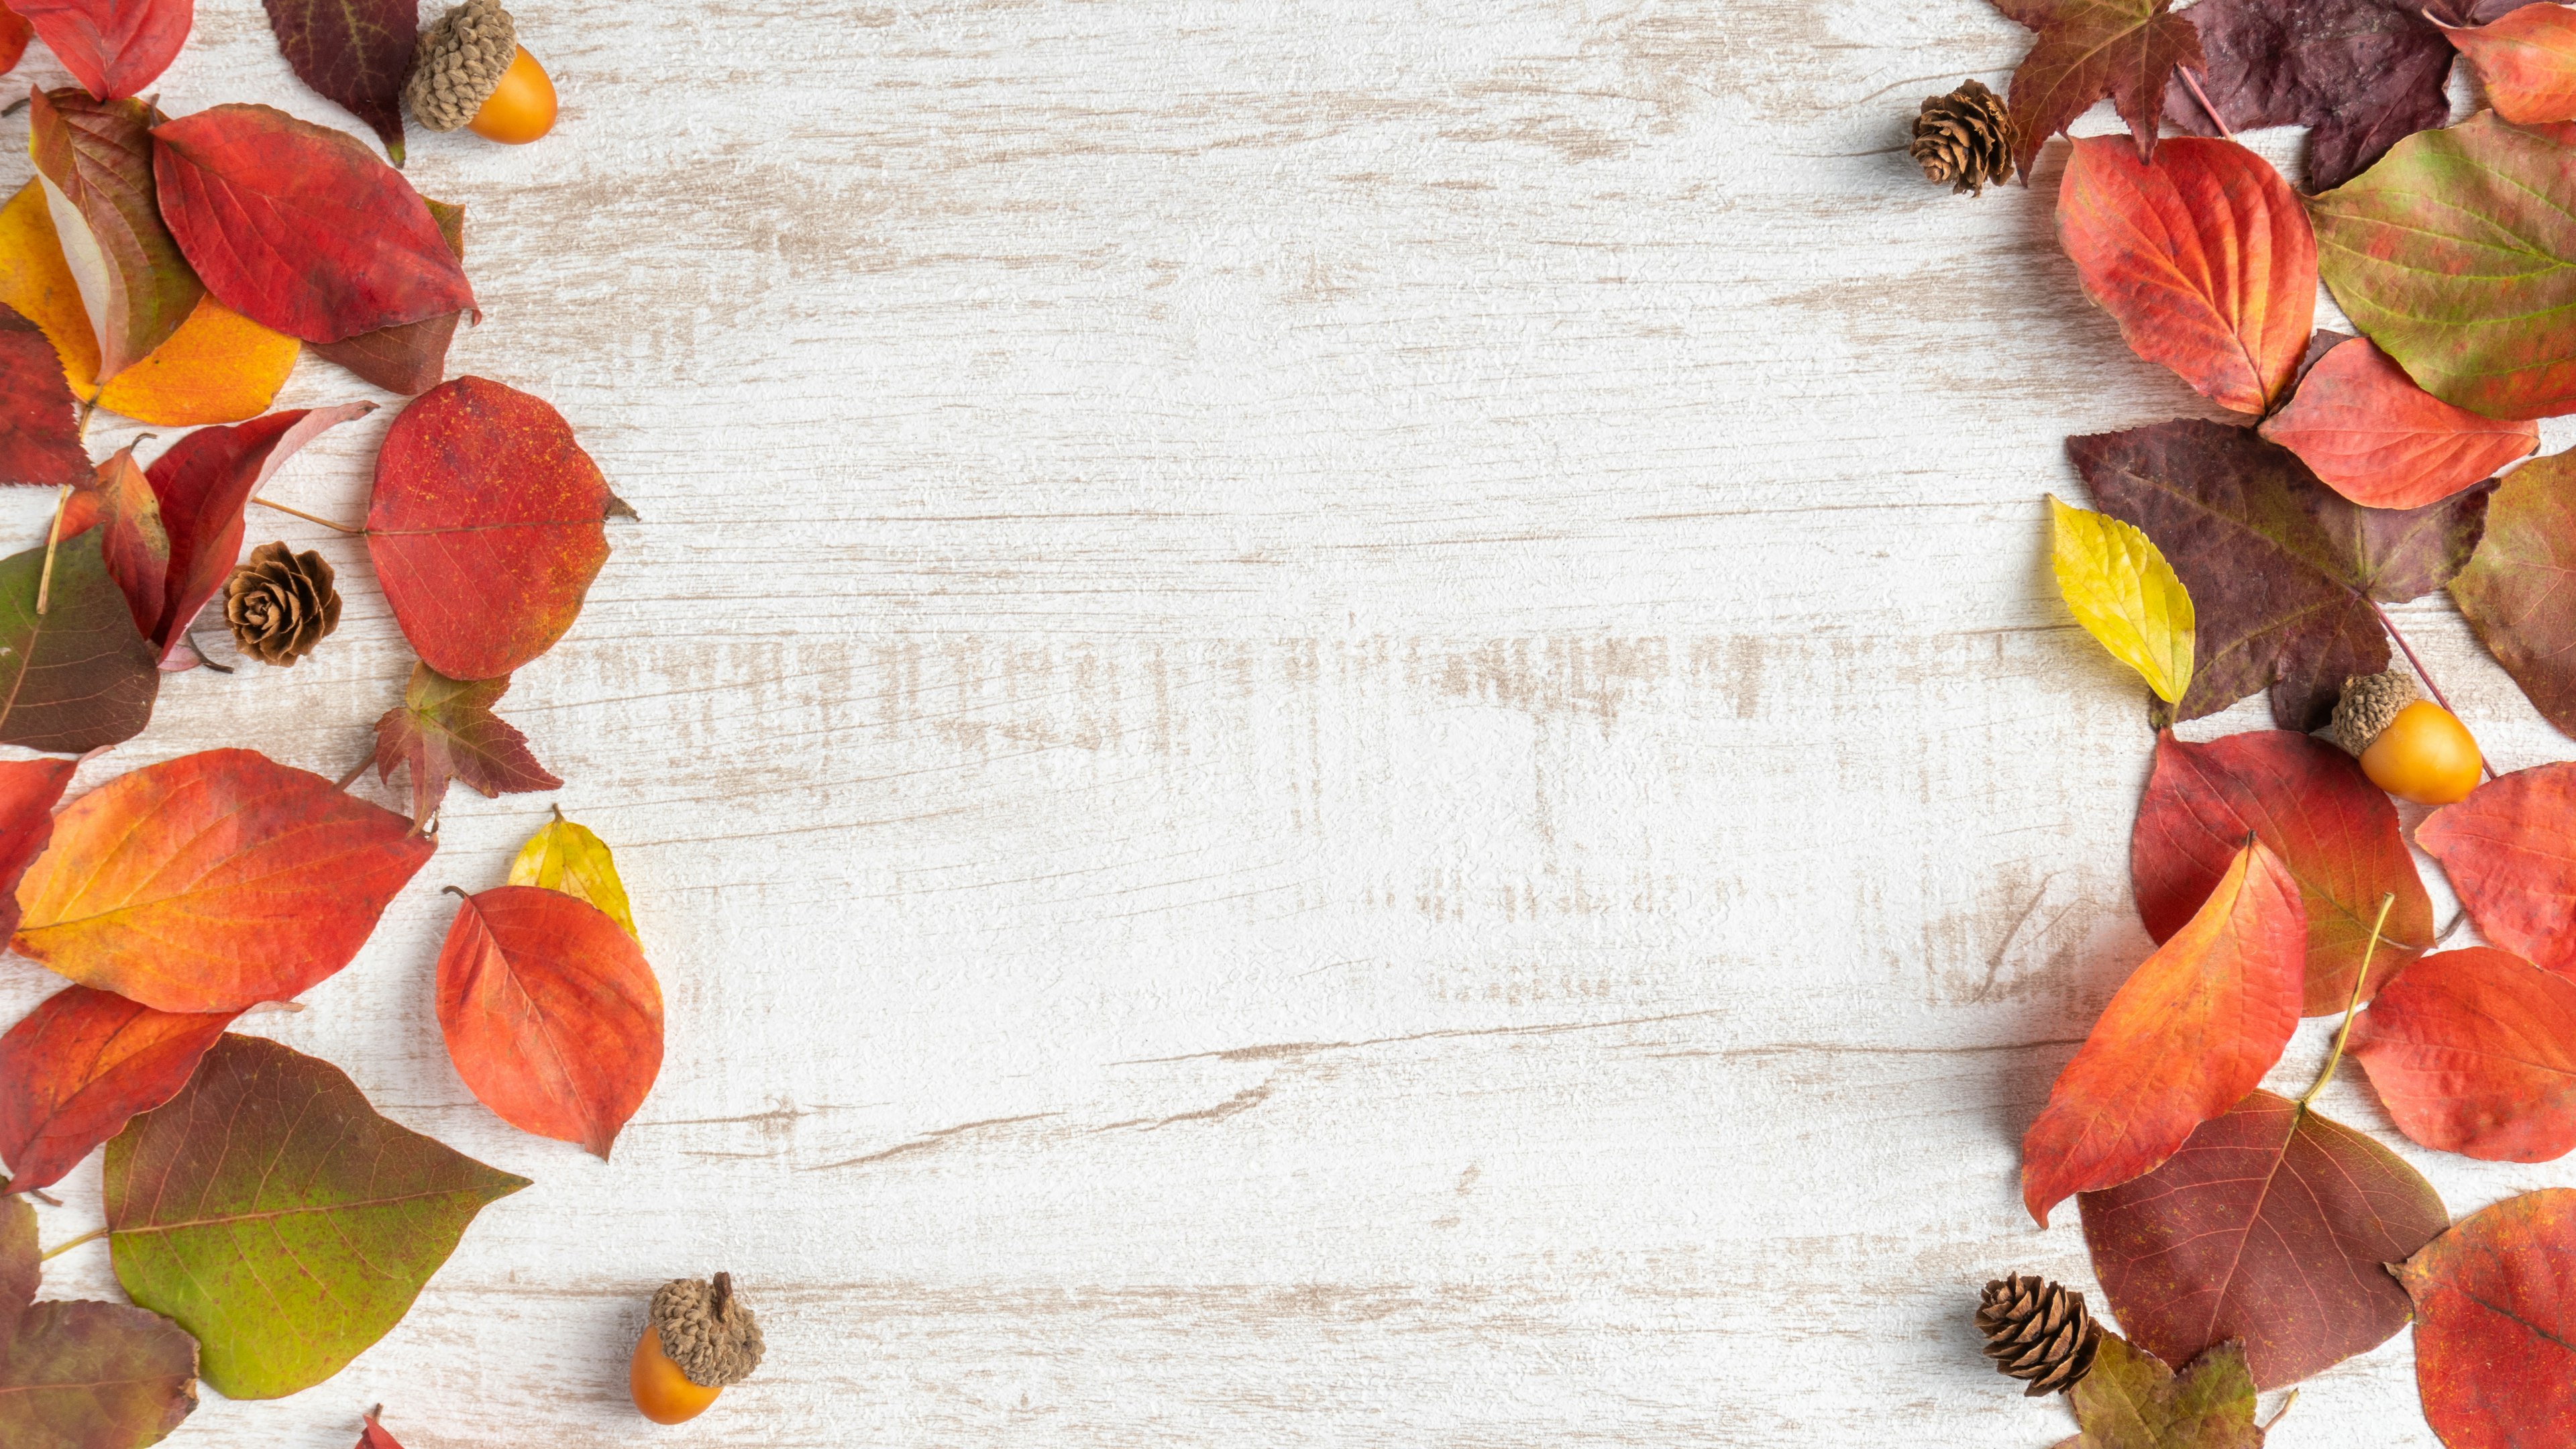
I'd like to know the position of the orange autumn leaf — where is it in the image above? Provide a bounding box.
[0,179,297,426]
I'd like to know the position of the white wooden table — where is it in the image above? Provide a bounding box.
[9,1,2563,1444]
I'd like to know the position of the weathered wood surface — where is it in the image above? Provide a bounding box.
[5,1,2559,1444]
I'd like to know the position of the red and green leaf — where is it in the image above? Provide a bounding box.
[2061,1336,2265,1449]
[257,0,413,162]
[11,0,189,102]
[2350,948,2576,1161]
[372,661,561,830]
[0,1197,197,1448]
[1994,0,2203,179]
[2452,451,2576,739]
[2257,336,2536,508]
[64,441,166,638]
[2397,1188,2576,1448]
[2439,3,2576,123]
[0,301,90,487]
[27,87,199,383]
[2418,765,2576,975]
[0,983,234,1193]
[0,526,158,751]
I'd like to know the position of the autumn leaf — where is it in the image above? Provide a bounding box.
[151,104,474,344]
[27,88,199,384]
[2022,841,2304,1226]
[1994,0,2203,180]
[259,0,414,161]
[372,661,560,830]
[64,443,166,639]
[0,755,73,941]
[510,806,637,938]
[0,8,28,75]
[2080,1090,2448,1388]
[312,197,464,394]
[438,885,662,1159]
[2439,3,2576,123]
[105,1033,529,1399]
[2396,1188,2576,1448]
[0,301,88,487]
[2131,731,2428,1015]
[11,0,189,102]
[2055,138,2313,416]
[2051,496,2194,704]
[0,1197,198,1449]
[2313,111,2576,420]
[2417,765,2576,974]
[0,983,233,1193]
[135,403,370,661]
[369,376,615,680]
[2257,337,2536,508]
[2160,0,2457,191]
[358,1406,406,1448]
[2349,948,2576,1160]
[2060,1336,2265,1449]
[2072,419,2489,729]
[2452,451,2576,738]
[13,748,434,1012]
[0,527,159,751]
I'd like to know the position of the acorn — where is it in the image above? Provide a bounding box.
[2330,670,2481,806]
[630,1273,763,1425]
[406,0,557,146]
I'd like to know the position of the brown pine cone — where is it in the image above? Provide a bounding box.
[1911,79,2015,195]
[408,0,518,132]
[223,542,341,666]
[1976,1273,2102,1395]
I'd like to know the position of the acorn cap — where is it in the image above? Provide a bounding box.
[650,1273,764,1389]
[2330,670,2420,757]
[407,0,518,132]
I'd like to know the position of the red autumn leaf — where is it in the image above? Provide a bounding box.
[28,87,200,384]
[258,0,413,162]
[11,0,189,102]
[2350,948,2576,1161]
[1994,0,2204,180]
[0,8,29,74]
[2453,450,2576,737]
[2057,137,2314,416]
[64,441,166,638]
[311,197,464,394]
[373,661,561,830]
[0,300,89,487]
[0,756,72,944]
[369,376,616,680]
[11,747,434,1012]
[2080,1089,2449,1389]
[2397,1188,2576,1448]
[0,1195,198,1447]
[0,526,158,750]
[2161,0,2461,191]
[358,1405,407,1448]
[2418,765,2576,975]
[2257,337,2537,508]
[0,983,233,1192]
[151,104,474,344]
[137,402,368,661]
[2131,730,2427,1016]
[2440,3,2576,123]
[437,885,662,1158]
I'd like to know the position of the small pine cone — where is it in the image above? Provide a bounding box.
[2330,669,2420,757]
[407,0,519,132]
[651,1273,764,1389]
[1976,1273,2102,1396]
[1911,79,2016,195]
[223,542,341,666]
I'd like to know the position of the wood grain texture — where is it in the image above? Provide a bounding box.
[3,0,2567,1444]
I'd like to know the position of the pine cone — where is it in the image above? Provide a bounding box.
[223,542,341,666]
[407,0,518,132]
[1976,1273,2102,1395]
[1911,79,2015,195]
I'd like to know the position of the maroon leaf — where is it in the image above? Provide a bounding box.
[27,87,199,384]
[2162,0,2458,191]
[310,197,464,395]
[0,983,235,1193]
[0,1195,198,1446]
[1994,0,2204,179]
[258,0,413,162]
[0,302,90,488]
[11,0,189,102]
[372,661,560,830]
[140,402,369,661]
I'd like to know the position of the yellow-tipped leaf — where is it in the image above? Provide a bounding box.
[508,806,638,939]
[2049,495,2195,704]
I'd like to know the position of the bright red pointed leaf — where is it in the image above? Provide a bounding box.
[2418,765,2576,975]
[0,983,234,1192]
[151,104,473,344]
[2057,138,2314,416]
[373,661,560,829]
[2440,3,2576,123]
[0,527,158,751]
[1995,0,2203,179]
[0,757,71,943]
[438,885,662,1158]
[311,197,463,394]
[369,376,616,680]
[260,0,413,161]
[2080,1089,2449,1389]
[358,1405,407,1448]
[12,0,189,101]
[12,747,434,1012]
[2257,337,2536,508]
[2023,841,2304,1226]
[63,441,166,638]
[0,301,89,487]
[0,1196,198,1447]
[2453,451,2576,737]
[28,87,199,383]
[2351,948,2576,1160]
[2398,1188,2576,1448]
[2132,730,2426,1016]
[0,9,29,74]
[138,402,368,661]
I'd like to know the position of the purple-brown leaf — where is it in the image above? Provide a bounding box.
[258,0,413,161]
[372,661,560,830]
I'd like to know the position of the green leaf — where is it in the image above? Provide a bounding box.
[2050,495,2195,704]
[103,1034,528,1399]
[0,527,159,753]
[2062,1335,2265,1448]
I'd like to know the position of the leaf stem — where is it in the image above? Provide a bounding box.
[335,754,373,792]
[2300,892,2394,1109]
[34,482,69,616]
[250,496,364,535]
[73,394,97,440]
[2369,599,2496,781]
[2179,66,2233,141]
[2262,1389,2299,1432]
[38,1226,107,1261]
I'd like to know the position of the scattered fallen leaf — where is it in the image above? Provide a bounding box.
[259,0,413,161]
[2051,495,2194,704]
[2439,3,2576,123]
[510,806,637,938]
[2452,451,2576,738]
[136,402,369,661]
[372,661,560,830]
[0,983,235,1193]
[369,376,614,680]
[2059,1336,2265,1449]
[65,442,166,639]
[12,747,434,1012]
[2131,730,2427,1015]
[152,103,474,344]
[2417,765,2576,974]
[1993,0,2202,180]
[2161,0,2456,191]
[0,1196,198,1449]
[11,0,190,102]
[0,9,28,74]
[2313,111,2576,419]
[2055,137,2312,416]
[2023,841,2304,1226]
[27,88,199,384]
[0,527,159,751]
[311,197,464,394]
[0,301,89,487]
[2396,1187,2576,1448]
[2072,419,2488,729]
[2257,337,2537,508]
[2080,1089,2449,1388]
[357,1405,406,1448]
[105,1033,529,1399]
[437,884,661,1159]
[2350,948,2576,1160]
[0,756,74,941]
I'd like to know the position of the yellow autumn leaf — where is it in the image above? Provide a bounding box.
[2049,494,2196,704]
[508,806,638,939]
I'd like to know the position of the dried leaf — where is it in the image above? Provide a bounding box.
[2312,111,2576,420]
[0,301,87,487]
[259,0,413,161]
[1994,0,2204,179]
[357,1406,405,1448]
[137,403,369,661]
[509,807,637,938]
[2055,138,2313,416]
[311,197,464,394]
[151,104,474,344]
[2051,496,2194,703]
[368,376,614,680]
[0,1197,197,1449]
[0,755,73,941]
[12,747,434,1012]
[2416,765,2576,974]
[2350,947,2576,1160]
[2161,0,2457,191]
[2396,1187,2576,1447]
[2080,1090,2449,1388]
[0,527,158,751]
[2257,337,2537,508]
[0,9,29,75]
[11,0,189,102]
[27,88,198,384]
[2440,3,2576,123]
[105,1034,529,1399]
[2061,1336,2265,1449]
[2072,419,2489,729]
[2022,841,2304,1226]
[2131,730,2428,1015]
[372,661,559,830]
[437,885,662,1159]
[0,983,233,1193]
[64,443,165,639]
[2452,451,2576,737]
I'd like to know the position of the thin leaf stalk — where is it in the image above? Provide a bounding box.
[2300,892,2395,1109]
[250,496,364,535]
[34,482,68,615]
[2178,66,2233,142]
[38,1226,107,1260]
